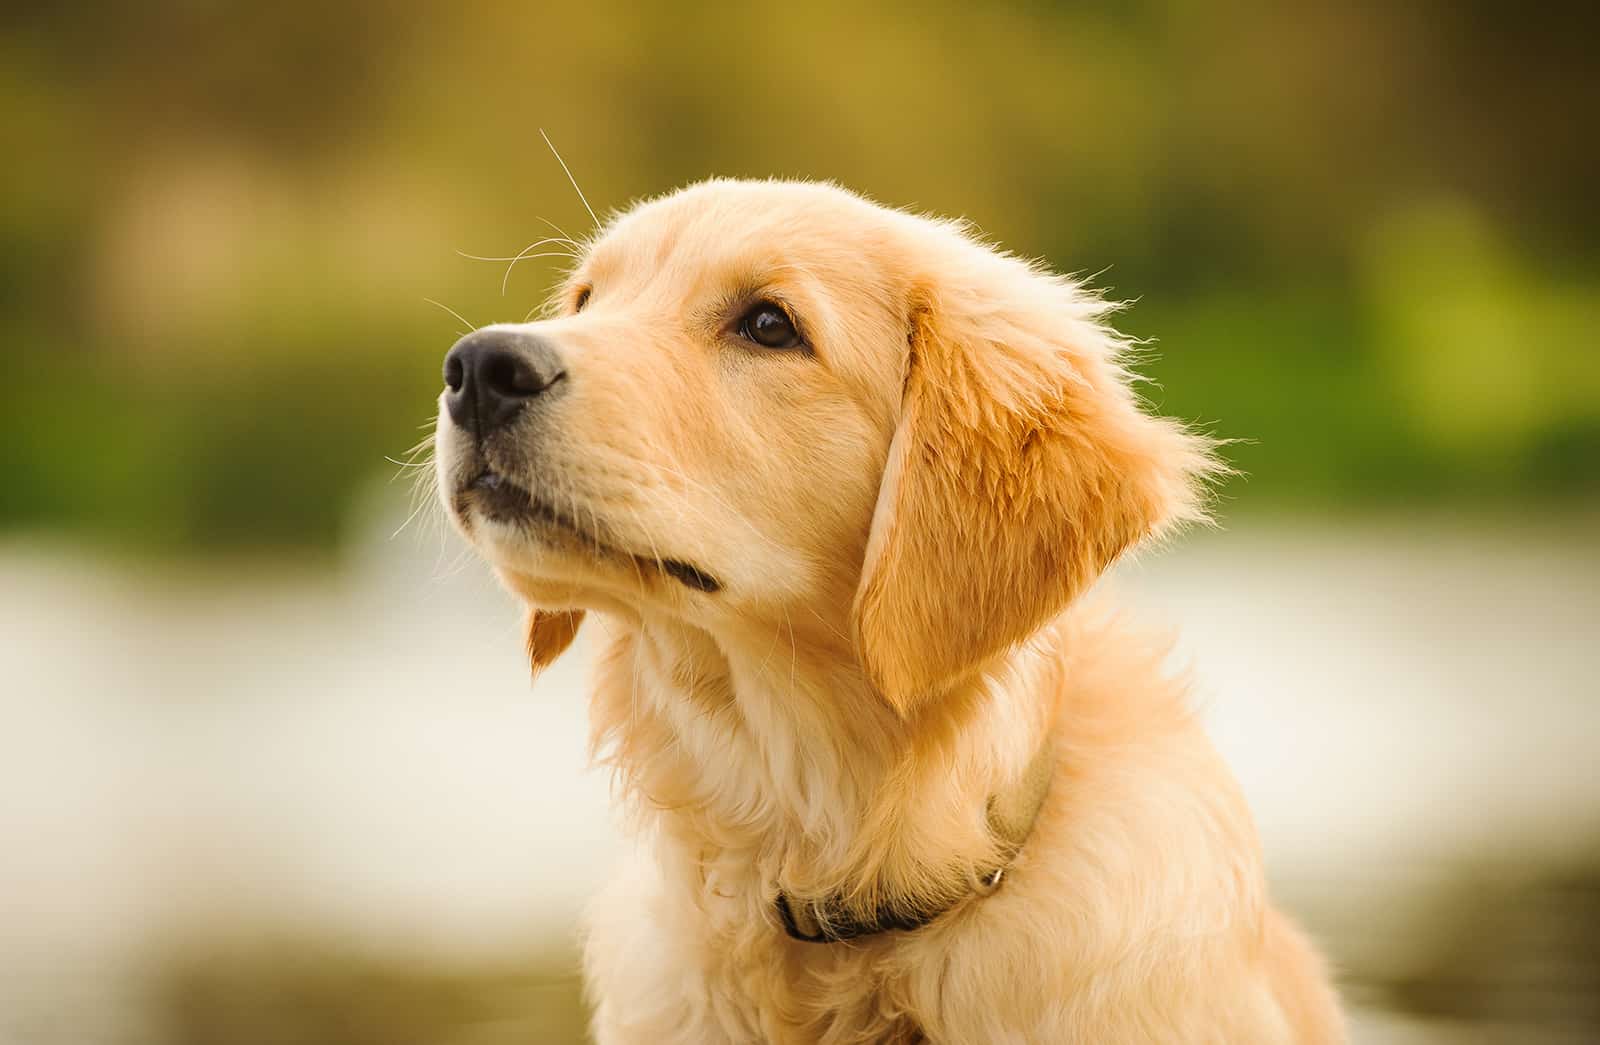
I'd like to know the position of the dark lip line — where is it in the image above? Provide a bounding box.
[459,470,721,594]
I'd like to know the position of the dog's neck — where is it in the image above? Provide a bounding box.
[588,607,1059,920]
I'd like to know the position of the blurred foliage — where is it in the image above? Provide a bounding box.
[1,1,1596,551]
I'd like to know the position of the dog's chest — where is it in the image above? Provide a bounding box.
[705,925,926,1045]
[588,858,927,1044]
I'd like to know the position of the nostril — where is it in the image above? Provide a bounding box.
[483,351,543,398]
[441,331,567,435]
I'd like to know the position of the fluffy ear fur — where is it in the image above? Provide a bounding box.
[852,247,1219,716]
[496,568,585,680]
[525,608,584,680]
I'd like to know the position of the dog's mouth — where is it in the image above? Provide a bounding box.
[454,468,721,594]
[461,469,539,523]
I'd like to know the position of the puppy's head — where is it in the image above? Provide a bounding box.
[435,181,1217,709]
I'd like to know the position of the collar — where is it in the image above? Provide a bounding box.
[774,739,1055,944]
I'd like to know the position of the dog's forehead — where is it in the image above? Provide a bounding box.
[587,181,900,292]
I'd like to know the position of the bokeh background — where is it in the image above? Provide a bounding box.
[3,3,1597,1042]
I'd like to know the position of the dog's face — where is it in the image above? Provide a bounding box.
[436,181,1215,712]
[436,183,902,618]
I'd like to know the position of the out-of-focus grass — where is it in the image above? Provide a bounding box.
[156,942,587,1045]
[1372,859,1600,1037]
[147,854,1600,1045]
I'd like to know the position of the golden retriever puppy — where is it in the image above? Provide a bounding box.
[433,180,1344,1043]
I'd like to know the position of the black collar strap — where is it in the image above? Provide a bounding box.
[775,740,1055,944]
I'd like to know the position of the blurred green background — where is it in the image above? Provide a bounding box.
[2,3,1597,1044]
[3,1,1595,551]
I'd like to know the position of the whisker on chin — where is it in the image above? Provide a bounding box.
[391,453,442,543]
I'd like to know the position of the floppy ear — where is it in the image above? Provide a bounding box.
[496,567,585,681]
[524,608,584,681]
[852,260,1219,716]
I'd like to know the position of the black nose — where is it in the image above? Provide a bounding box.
[442,329,567,437]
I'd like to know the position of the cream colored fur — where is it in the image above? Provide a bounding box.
[435,180,1345,1043]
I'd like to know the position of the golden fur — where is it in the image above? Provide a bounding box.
[435,180,1345,1042]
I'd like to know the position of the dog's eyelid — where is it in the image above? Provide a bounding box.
[572,285,593,313]
[722,291,813,354]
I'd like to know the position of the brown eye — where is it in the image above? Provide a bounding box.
[739,302,801,349]
[573,286,591,312]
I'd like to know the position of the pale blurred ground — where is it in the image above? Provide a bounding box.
[2,501,1595,1043]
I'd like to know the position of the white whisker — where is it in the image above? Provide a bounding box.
[540,128,600,229]
[535,215,581,248]
[456,240,580,297]
[454,239,576,264]
[422,297,476,335]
